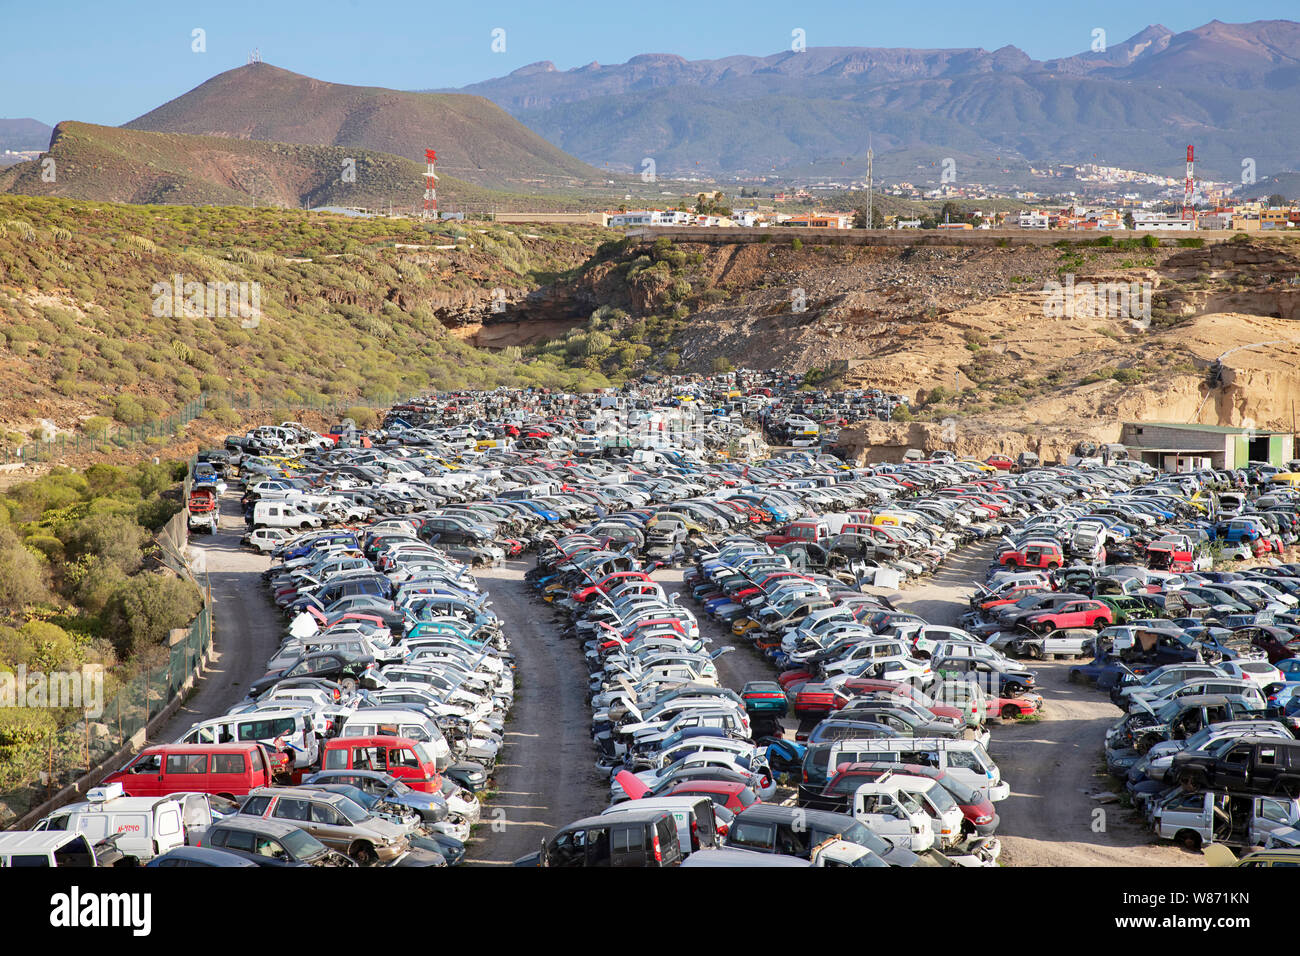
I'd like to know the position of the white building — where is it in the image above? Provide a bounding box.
[1018,211,1051,229]
[1132,214,1194,231]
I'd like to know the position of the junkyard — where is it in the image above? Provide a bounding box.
[10,370,1300,871]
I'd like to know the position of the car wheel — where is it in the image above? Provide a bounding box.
[340,677,358,694]
[350,842,377,866]
[1028,644,1044,660]
[1175,829,1202,852]
[1000,704,1020,719]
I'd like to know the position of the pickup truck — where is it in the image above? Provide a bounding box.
[764,520,830,548]
[1169,736,1300,796]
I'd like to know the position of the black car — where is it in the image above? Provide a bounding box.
[247,651,376,698]
[202,817,356,867]
[1169,735,1300,796]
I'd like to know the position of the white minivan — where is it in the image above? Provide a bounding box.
[253,499,324,530]
[339,708,453,770]
[831,737,1010,802]
[33,784,222,862]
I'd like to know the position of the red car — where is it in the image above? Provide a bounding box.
[1021,599,1113,634]
[998,542,1064,570]
[663,780,760,818]
[571,571,652,603]
[985,455,1014,471]
[792,682,842,716]
[763,520,829,548]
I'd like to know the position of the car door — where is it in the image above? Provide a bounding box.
[308,801,356,851]
[1250,797,1297,845]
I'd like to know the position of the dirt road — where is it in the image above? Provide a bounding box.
[465,562,606,865]
[150,495,281,745]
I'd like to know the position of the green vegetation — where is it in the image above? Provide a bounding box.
[0,196,618,432]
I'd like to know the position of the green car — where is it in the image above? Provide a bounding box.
[741,681,790,717]
[1097,595,1148,624]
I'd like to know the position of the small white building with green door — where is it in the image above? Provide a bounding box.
[1120,422,1294,471]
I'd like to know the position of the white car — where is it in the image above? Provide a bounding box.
[1219,659,1285,690]
[243,527,292,553]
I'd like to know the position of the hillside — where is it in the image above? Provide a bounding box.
[0,121,588,212]
[0,195,613,458]
[515,232,1300,459]
[448,20,1300,181]
[125,63,603,191]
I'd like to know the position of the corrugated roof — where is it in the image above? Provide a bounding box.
[1124,422,1291,435]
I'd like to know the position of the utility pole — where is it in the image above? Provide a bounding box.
[865,138,873,230]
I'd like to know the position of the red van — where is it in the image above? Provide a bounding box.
[103,743,276,799]
[320,735,442,793]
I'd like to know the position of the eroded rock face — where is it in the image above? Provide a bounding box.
[835,420,1118,464]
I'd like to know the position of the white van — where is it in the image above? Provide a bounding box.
[829,737,1010,802]
[340,708,453,770]
[33,784,219,862]
[177,709,324,769]
[854,772,965,848]
[253,499,324,530]
[852,781,935,851]
[0,831,99,867]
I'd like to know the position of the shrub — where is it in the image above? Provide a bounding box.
[101,573,202,659]
[61,512,148,576]
[112,395,146,426]
[0,526,51,608]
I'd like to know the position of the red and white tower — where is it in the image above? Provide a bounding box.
[423,148,438,219]
[1183,145,1194,221]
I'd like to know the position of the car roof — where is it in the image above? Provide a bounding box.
[155,846,259,866]
[0,831,92,853]
[211,816,304,837]
[734,804,854,826]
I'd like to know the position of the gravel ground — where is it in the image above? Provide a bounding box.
[464,561,606,865]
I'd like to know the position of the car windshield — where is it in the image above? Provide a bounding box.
[334,797,371,824]
[836,819,892,855]
[281,828,326,859]
[897,791,925,814]
[921,783,957,812]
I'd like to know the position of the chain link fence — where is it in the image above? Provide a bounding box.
[0,606,212,828]
[0,390,407,464]
[0,480,214,828]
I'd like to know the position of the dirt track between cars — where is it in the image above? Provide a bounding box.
[465,562,606,865]
[150,495,281,745]
[888,542,1197,867]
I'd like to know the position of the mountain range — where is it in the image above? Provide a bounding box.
[0,118,53,153]
[444,19,1300,182]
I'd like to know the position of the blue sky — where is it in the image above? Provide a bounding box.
[1,1,1295,125]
